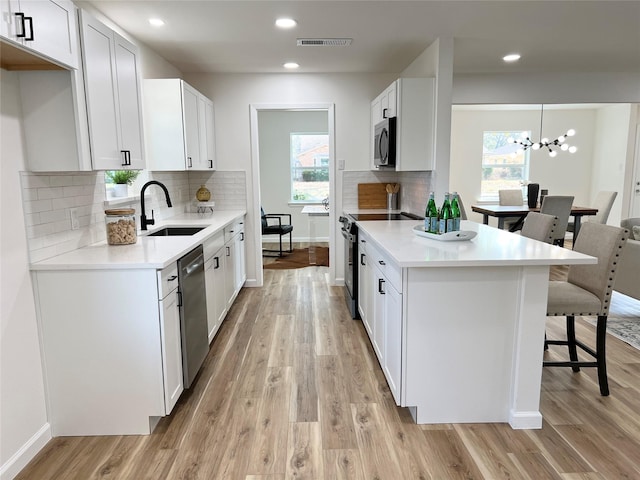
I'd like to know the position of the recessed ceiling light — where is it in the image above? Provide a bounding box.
[503,53,521,63]
[148,18,165,27]
[275,18,297,28]
[283,62,299,69]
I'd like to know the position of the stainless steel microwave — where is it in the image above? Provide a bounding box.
[373,117,396,167]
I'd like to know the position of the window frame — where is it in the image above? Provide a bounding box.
[480,130,531,201]
[289,132,330,205]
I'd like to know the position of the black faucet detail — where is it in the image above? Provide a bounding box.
[140,181,172,230]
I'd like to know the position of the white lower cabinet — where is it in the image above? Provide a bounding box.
[360,232,403,405]
[33,268,172,435]
[158,264,183,414]
[204,231,227,343]
[224,219,246,310]
[358,237,372,333]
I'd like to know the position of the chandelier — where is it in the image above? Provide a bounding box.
[508,105,577,158]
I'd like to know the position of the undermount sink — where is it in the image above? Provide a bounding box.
[146,226,205,237]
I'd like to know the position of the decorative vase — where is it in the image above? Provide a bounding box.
[196,184,211,202]
[527,183,540,208]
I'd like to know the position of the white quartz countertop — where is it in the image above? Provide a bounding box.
[31,210,246,271]
[357,219,596,268]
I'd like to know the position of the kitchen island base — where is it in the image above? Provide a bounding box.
[403,265,549,429]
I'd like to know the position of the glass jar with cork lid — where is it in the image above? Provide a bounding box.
[105,208,137,245]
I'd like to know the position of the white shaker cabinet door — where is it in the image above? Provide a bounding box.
[203,97,216,170]
[182,82,200,170]
[159,288,183,414]
[113,32,145,169]
[79,12,120,168]
[79,10,145,170]
[383,280,402,405]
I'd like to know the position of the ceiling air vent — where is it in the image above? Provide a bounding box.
[297,38,353,47]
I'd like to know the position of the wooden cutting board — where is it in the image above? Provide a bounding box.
[358,183,388,209]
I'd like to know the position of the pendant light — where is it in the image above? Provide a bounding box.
[508,105,577,157]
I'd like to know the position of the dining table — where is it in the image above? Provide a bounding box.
[470,204,598,239]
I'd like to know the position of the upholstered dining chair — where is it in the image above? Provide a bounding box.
[568,191,617,235]
[544,222,629,396]
[520,212,557,243]
[261,207,293,257]
[540,195,574,247]
[498,189,524,231]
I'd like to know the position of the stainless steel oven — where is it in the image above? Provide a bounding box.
[339,215,359,319]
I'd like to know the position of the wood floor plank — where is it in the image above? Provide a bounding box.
[317,355,358,450]
[322,449,365,480]
[268,315,295,367]
[15,266,640,480]
[290,342,319,422]
[246,366,291,476]
[285,422,323,479]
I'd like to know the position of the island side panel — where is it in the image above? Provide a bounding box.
[404,266,523,424]
[508,265,549,429]
[34,269,165,436]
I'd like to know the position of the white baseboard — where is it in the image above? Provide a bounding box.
[0,423,52,480]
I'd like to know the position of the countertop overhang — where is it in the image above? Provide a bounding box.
[356,219,596,268]
[30,210,246,271]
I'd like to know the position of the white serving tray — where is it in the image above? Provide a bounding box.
[413,225,477,242]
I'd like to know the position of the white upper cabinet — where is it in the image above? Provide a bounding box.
[0,0,79,69]
[371,77,435,171]
[79,9,145,171]
[144,78,216,171]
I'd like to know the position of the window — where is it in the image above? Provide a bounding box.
[290,133,329,203]
[481,131,530,198]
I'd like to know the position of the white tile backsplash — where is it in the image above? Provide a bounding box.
[342,169,433,215]
[20,169,248,263]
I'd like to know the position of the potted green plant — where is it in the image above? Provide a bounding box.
[106,170,140,197]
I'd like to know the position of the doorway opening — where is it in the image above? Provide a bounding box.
[250,104,336,286]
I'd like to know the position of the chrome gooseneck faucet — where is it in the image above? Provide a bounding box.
[140,180,172,230]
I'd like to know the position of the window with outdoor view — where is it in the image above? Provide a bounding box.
[290,133,329,203]
[481,131,530,198]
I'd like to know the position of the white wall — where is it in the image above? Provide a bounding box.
[258,110,329,242]
[451,106,600,224]
[590,104,634,226]
[0,70,50,480]
[184,72,396,285]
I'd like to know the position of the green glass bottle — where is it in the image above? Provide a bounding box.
[450,191,461,232]
[438,192,453,234]
[425,192,439,233]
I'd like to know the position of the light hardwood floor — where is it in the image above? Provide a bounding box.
[17,266,640,479]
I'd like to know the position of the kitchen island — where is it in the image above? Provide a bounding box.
[355,219,595,429]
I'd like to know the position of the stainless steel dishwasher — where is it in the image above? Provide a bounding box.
[177,245,209,388]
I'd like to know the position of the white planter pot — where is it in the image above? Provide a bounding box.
[113,184,128,197]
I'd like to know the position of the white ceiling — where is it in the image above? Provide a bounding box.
[79,0,640,75]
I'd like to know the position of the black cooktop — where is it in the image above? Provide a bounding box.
[349,212,422,221]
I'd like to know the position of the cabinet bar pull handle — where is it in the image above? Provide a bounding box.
[226,246,230,256]
[240,232,244,241]
[177,290,183,307]
[214,257,220,269]
[121,150,130,166]
[378,278,386,294]
[378,260,385,266]
[208,159,213,168]
[24,16,33,41]
[382,108,388,118]
[187,156,192,168]
[360,253,366,266]
[168,275,177,281]
[15,13,26,37]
